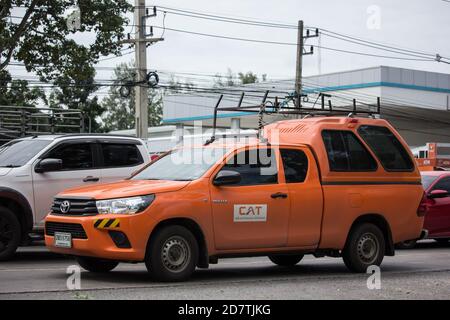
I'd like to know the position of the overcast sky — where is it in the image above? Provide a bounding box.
[8,0,450,88]
[116,0,450,80]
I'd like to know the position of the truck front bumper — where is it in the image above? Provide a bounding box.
[44,214,149,262]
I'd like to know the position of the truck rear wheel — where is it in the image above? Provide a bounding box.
[0,206,22,261]
[343,223,385,273]
[268,254,304,266]
[145,225,198,282]
[76,256,119,273]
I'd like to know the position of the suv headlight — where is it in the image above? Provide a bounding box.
[96,195,155,215]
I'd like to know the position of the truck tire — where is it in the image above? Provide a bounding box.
[268,254,304,266]
[0,206,22,261]
[76,256,119,273]
[343,223,385,273]
[145,225,198,282]
[395,240,417,249]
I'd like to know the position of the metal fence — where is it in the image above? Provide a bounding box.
[0,106,86,144]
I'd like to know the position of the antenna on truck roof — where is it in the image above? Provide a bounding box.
[204,90,381,145]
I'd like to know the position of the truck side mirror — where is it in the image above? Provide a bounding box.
[213,170,241,186]
[428,189,449,199]
[35,158,63,173]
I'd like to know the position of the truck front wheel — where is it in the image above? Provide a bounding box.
[0,206,22,261]
[145,225,199,282]
[76,256,119,273]
[268,254,304,266]
[343,223,385,273]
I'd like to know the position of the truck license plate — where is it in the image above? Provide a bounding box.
[54,232,72,248]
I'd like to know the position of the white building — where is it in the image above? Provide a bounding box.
[163,66,450,148]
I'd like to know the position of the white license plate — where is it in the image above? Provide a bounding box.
[54,232,72,248]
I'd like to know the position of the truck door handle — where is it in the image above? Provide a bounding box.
[83,176,99,182]
[271,192,288,199]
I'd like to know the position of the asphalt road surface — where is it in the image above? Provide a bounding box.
[0,241,449,300]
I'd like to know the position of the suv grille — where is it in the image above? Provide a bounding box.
[51,198,98,215]
[45,222,88,239]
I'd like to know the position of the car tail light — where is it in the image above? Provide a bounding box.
[417,192,430,217]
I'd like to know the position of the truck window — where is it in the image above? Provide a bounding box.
[358,125,414,171]
[0,139,51,167]
[322,130,377,172]
[220,148,278,186]
[280,149,308,183]
[432,177,450,193]
[101,143,143,167]
[45,143,94,170]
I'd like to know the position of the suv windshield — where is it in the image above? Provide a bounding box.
[0,139,51,167]
[132,147,228,181]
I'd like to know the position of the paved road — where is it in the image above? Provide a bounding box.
[0,241,449,300]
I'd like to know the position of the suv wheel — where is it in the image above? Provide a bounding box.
[76,256,119,273]
[145,225,198,282]
[343,223,385,273]
[0,206,22,261]
[268,254,304,266]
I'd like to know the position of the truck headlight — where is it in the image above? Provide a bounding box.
[96,195,155,215]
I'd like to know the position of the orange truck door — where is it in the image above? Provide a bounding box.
[210,147,290,250]
[279,147,323,247]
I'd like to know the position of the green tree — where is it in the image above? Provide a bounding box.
[238,71,259,84]
[101,62,163,132]
[0,0,131,77]
[0,70,45,107]
[0,0,132,131]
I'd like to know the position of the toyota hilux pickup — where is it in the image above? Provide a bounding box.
[0,134,149,260]
[45,117,426,281]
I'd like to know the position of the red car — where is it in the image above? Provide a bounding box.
[398,171,450,248]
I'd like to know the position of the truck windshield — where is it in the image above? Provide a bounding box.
[132,147,228,181]
[0,139,51,167]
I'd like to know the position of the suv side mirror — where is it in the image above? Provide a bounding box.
[428,189,449,199]
[213,170,241,186]
[35,158,62,173]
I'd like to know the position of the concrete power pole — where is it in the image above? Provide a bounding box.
[294,20,304,109]
[121,1,164,139]
[135,0,148,139]
[294,20,317,108]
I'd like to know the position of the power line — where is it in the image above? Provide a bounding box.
[152,26,435,61]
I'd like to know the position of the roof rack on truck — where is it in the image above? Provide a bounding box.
[205,90,381,145]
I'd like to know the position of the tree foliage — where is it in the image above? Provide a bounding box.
[0,70,45,106]
[0,0,131,131]
[213,68,267,87]
[0,0,131,78]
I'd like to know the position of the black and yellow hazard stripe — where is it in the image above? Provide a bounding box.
[94,218,120,229]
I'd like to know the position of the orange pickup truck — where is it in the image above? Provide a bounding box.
[45,116,426,281]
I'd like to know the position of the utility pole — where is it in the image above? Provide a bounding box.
[294,20,304,109]
[120,1,164,139]
[135,0,147,139]
[294,20,318,108]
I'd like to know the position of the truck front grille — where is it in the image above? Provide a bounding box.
[51,198,98,216]
[45,222,88,239]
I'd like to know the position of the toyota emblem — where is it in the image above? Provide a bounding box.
[60,200,71,214]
